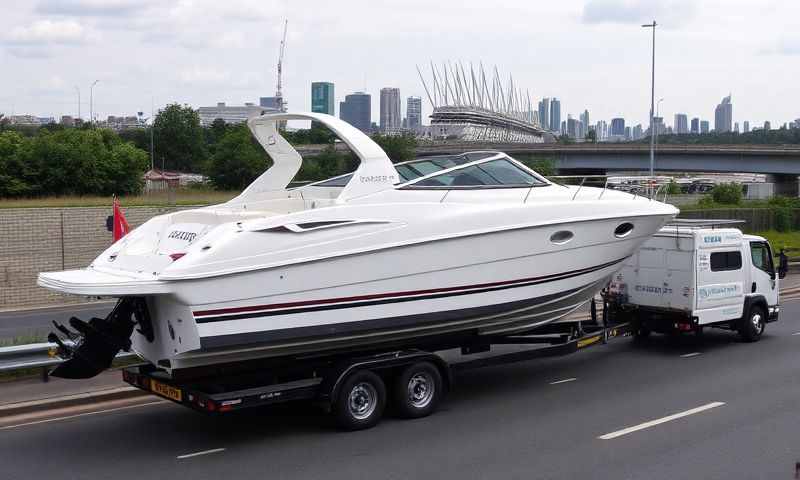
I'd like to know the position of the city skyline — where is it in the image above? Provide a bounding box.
[2,1,799,128]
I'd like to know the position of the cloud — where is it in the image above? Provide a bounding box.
[582,0,696,26]
[4,19,97,46]
[35,0,151,17]
[762,38,800,55]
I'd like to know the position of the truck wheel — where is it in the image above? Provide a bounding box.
[631,315,651,339]
[393,362,443,419]
[334,370,386,431]
[739,306,766,343]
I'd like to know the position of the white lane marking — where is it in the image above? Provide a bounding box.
[680,352,702,358]
[549,377,577,385]
[177,448,226,459]
[0,400,167,430]
[791,332,800,336]
[598,402,726,440]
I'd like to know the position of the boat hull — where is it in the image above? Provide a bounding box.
[131,213,670,372]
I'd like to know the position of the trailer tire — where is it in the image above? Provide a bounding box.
[333,370,386,431]
[739,305,766,343]
[392,362,443,419]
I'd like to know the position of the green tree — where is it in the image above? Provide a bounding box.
[0,131,31,196]
[585,129,597,143]
[205,125,269,190]
[370,133,417,162]
[9,128,148,197]
[153,103,207,172]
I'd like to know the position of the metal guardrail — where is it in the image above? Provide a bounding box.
[0,341,136,381]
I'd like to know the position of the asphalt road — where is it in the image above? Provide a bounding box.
[2,301,800,479]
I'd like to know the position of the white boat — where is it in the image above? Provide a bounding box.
[39,112,678,379]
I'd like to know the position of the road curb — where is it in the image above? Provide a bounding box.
[0,386,150,418]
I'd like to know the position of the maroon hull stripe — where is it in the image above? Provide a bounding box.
[193,257,626,320]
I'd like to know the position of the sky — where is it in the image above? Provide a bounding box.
[2,0,799,129]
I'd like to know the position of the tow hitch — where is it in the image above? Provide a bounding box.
[47,297,151,379]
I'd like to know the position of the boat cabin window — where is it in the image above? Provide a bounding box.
[408,159,546,188]
[309,154,477,186]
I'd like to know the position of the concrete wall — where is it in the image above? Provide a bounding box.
[0,206,191,309]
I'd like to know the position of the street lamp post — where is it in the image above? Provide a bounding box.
[89,80,99,125]
[74,86,81,120]
[642,20,657,177]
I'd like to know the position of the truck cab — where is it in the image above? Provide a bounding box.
[610,221,785,341]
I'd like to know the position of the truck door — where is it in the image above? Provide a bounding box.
[749,241,778,306]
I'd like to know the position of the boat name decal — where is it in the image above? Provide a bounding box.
[359,174,397,183]
[168,230,197,242]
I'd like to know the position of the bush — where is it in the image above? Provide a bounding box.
[774,208,792,232]
[711,183,743,205]
[665,180,682,195]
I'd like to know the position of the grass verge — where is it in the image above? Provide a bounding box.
[754,230,800,251]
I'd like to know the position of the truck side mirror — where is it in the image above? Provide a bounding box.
[778,250,789,279]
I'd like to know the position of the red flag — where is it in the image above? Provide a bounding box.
[112,197,130,242]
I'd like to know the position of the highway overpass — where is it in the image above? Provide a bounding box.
[296,142,800,175]
[414,143,800,175]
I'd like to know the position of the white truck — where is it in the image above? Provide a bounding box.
[609,220,787,341]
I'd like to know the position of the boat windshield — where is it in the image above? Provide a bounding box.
[406,158,547,188]
[309,153,497,187]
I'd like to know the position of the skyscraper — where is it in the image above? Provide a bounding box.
[691,117,700,134]
[764,121,771,130]
[406,96,422,129]
[633,124,643,140]
[580,110,590,131]
[550,98,561,134]
[743,121,750,133]
[734,122,740,133]
[700,120,710,134]
[538,98,550,130]
[311,82,335,115]
[714,94,733,132]
[674,114,689,134]
[610,118,625,137]
[339,92,371,132]
[567,116,578,138]
[380,87,401,132]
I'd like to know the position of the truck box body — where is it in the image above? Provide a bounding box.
[612,227,778,326]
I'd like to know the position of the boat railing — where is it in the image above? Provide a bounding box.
[548,175,674,202]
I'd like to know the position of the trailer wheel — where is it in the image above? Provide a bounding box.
[334,370,386,431]
[739,305,766,343]
[393,362,443,419]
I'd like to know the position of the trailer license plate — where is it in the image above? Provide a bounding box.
[150,379,182,402]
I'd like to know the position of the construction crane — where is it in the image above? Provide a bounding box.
[275,19,288,113]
